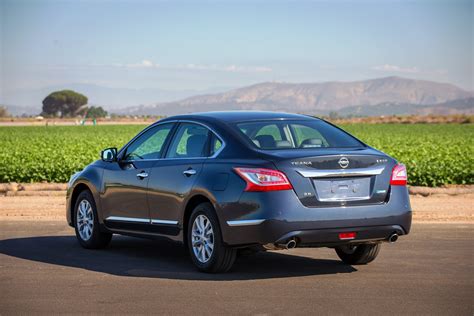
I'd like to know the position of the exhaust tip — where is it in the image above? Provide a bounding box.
[388,233,398,243]
[273,238,298,250]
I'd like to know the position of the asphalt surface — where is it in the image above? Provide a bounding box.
[0,221,472,315]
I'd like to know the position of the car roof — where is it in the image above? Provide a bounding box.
[161,111,316,123]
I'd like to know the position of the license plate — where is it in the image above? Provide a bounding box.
[313,178,371,201]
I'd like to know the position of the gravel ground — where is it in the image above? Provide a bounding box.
[0,192,472,222]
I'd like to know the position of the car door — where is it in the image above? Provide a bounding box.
[147,122,213,231]
[101,123,175,229]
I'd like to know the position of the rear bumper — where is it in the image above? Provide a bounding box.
[218,186,412,246]
[271,224,405,247]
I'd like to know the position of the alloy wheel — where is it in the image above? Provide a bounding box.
[191,214,214,263]
[76,199,94,241]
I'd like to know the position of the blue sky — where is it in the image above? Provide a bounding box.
[1,0,473,97]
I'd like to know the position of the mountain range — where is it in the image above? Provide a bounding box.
[119,76,473,116]
[4,76,473,116]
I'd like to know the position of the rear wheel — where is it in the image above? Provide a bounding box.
[335,243,381,265]
[74,190,112,249]
[187,202,236,273]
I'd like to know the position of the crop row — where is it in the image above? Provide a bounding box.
[0,124,472,186]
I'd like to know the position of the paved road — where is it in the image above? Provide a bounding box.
[0,221,472,315]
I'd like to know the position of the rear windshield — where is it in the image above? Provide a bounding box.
[236,120,365,150]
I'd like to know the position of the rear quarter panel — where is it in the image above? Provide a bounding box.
[187,158,276,235]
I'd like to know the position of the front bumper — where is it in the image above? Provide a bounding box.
[219,186,412,247]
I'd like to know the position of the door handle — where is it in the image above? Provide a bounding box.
[183,169,197,177]
[136,172,149,179]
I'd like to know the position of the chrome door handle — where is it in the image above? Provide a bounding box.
[183,169,197,176]
[136,172,149,179]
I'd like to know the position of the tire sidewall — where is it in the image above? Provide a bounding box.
[335,243,381,265]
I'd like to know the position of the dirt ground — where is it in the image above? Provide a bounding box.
[0,191,472,222]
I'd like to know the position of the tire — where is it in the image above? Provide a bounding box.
[73,190,112,249]
[335,243,381,265]
[187,202,237,273]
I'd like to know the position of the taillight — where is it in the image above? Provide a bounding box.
[234,168,293,192]
[390,164,407,186]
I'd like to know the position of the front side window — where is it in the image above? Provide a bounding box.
[166,123,210,158]
[123,123,173,160]
[236,120,364,150]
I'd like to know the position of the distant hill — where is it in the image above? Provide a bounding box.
[4,77,473,117]
[119,76,473,116]
[338,97,474,116]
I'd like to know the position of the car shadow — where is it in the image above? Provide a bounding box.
[0,235,356,280]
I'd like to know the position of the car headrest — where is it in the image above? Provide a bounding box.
[254,135,276,149]
[186,134,207,157]
[301,138,323,148]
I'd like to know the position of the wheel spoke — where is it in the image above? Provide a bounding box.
[198,216,204,232]
[80,201,86,213]
[204,244,212,258]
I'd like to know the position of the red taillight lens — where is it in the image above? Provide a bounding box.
[234,168,293,192]
[390,164,407,186]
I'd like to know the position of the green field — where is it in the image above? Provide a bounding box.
[0,124,473,186]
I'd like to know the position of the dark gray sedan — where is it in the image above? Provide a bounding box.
[67,111,411,273]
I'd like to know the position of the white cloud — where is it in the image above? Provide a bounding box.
[141,59,154,67]
[111,60,271,73]
[372,64,419,73]
[175,63,271,73]
[124,60,160,68]
[222,65,272,73]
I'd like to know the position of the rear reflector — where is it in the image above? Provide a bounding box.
[234,168,293,192]
[390,163,408,186]
[339,232,356,240]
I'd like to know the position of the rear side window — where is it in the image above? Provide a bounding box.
[236,120,364,150]
[166,123,210,158]
[210,134,223,156]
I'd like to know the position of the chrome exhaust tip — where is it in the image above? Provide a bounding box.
[388,233,398,243]
[266,238,298,250]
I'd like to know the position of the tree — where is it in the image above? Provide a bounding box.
[0,106,10,117]
[86,106,108,118]
[42,90,88,117]
[328,111,340,120]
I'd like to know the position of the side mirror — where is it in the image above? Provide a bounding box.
[101,147,117,162]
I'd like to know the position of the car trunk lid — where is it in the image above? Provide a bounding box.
[261,148,396,207]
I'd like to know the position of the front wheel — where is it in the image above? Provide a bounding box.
[335,243,381,265]
[187,202,236,273]
[74,190,112,249]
